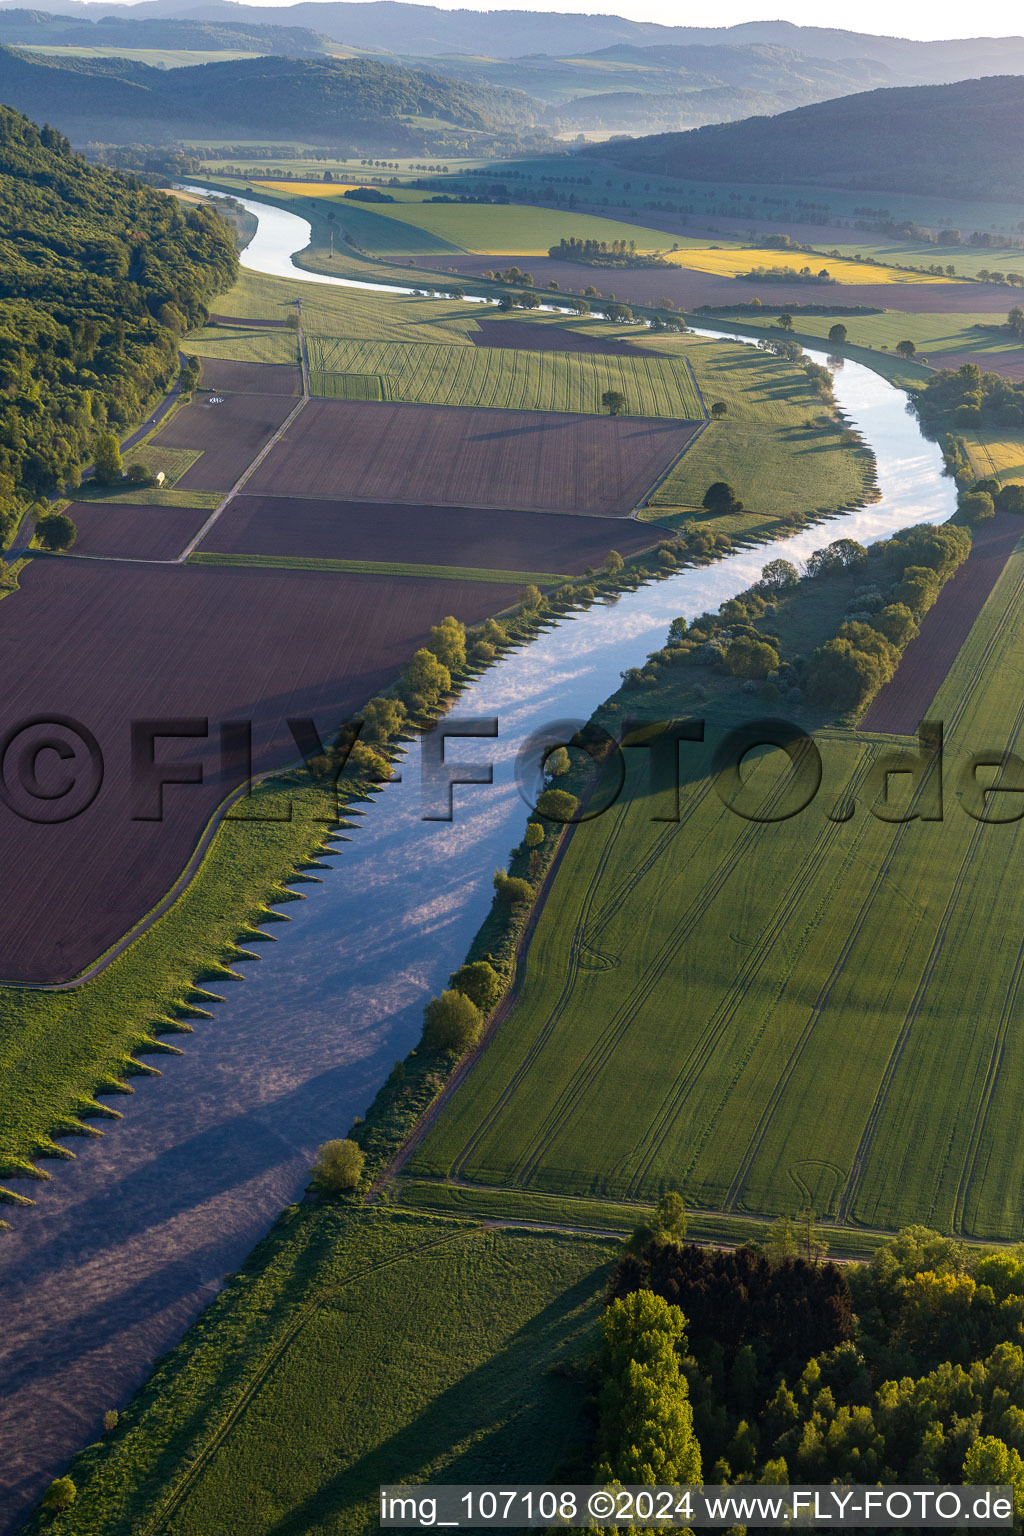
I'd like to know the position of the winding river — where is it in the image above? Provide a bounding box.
[0,196,957,1531]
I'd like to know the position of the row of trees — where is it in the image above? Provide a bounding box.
[547,235,671,270]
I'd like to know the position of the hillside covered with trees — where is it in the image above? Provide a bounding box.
[0,105,235,533]
[0,46,540,148]
[589,76,1024,200]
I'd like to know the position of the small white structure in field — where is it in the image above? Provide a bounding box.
[155,471,166,487]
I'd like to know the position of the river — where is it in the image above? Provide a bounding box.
[0,194,957,1531]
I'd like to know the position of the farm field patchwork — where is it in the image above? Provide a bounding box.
[410,538,1024,1241]
[732,310,1024,371]
[245,398,700,514]
[470,317,652,355]
[62,502,211,562]
[153,391,299,491]
[195,493,660,571]
[440,253,1016,314]
[29,1210,615,1536]
[305,334,704,417]
[0,558,520,985]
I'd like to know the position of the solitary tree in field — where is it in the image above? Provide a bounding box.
[896,338,917,358]
[702,481,742,515]
[311,1138,365,1192]
[1009,305,1024,337]
[42,1477,77,1514]
[35,512,76,551]
[710,400,728,419]
[92,430,122,485]
[828,322,848,344]
[777,312,794,331]
[602,389,627,416]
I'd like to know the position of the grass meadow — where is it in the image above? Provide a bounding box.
[730,309,1024,368]
[410,537,1024,1242]
[637,332,875,522]
[32,1209,615,1536]
[186,325,300,367]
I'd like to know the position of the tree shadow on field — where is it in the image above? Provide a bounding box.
[259,1255,610,1536]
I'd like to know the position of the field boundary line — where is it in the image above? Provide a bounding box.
[178,305,309,563]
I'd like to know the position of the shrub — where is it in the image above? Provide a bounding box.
[35,512,76,551]
[426,615,466,672]
[126,461,156,486]
[898,564,941,614]
[959,490,995,524]
[524,821,545,848]
[724,636,780,679]
[536,787,579,822]
[359,696,406,745]
[997,483,1024,514]
[401,648,450,713]
[449,959,503,1013]
[493,869,535,904]
[870,603,919,648]
[312,1138,365,1192]
[103,1410,119,1433]
[422,988,483,1052]
[804,628,899,710]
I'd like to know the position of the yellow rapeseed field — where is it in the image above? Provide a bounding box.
[662,245,949,284]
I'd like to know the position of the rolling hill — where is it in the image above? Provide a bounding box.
[588,76,1024,201]
[0,44,540,146]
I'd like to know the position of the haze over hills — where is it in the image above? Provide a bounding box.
[0,8,331,53]
[1,0,1024,84]
[0,42,539,144]
[590,75,1024,202]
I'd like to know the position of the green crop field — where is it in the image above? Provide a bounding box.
[306,333,704,417]
[35,1209,615,1536]
[252,184,686,257]
[410,537,1024,1242]
[636,333,875,522]
[726,309,1024,368]
[187,325,300,367]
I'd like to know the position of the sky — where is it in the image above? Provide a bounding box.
[131,0,1021,39]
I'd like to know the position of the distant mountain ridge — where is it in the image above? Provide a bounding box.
[0,43,539,145]
[0,1,1023,81]
[0,8,330,53]
[588,75,1024,202]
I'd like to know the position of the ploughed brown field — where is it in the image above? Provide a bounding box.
[195,357,301,395]
[196,493,662,570]
[0,558,520,984]
[245,399,699,515]
[64,502,210,563]
[469,318,651,357]
[443,254,1017,314]
[860,513,1024,735]
[152,392,298,491]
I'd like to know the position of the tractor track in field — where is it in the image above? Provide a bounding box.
[838,571,1024,1227]
[446,779,718,1184]
[621,749,879,1202]
[508,748,820,1191]
[729,567,1024,1220]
